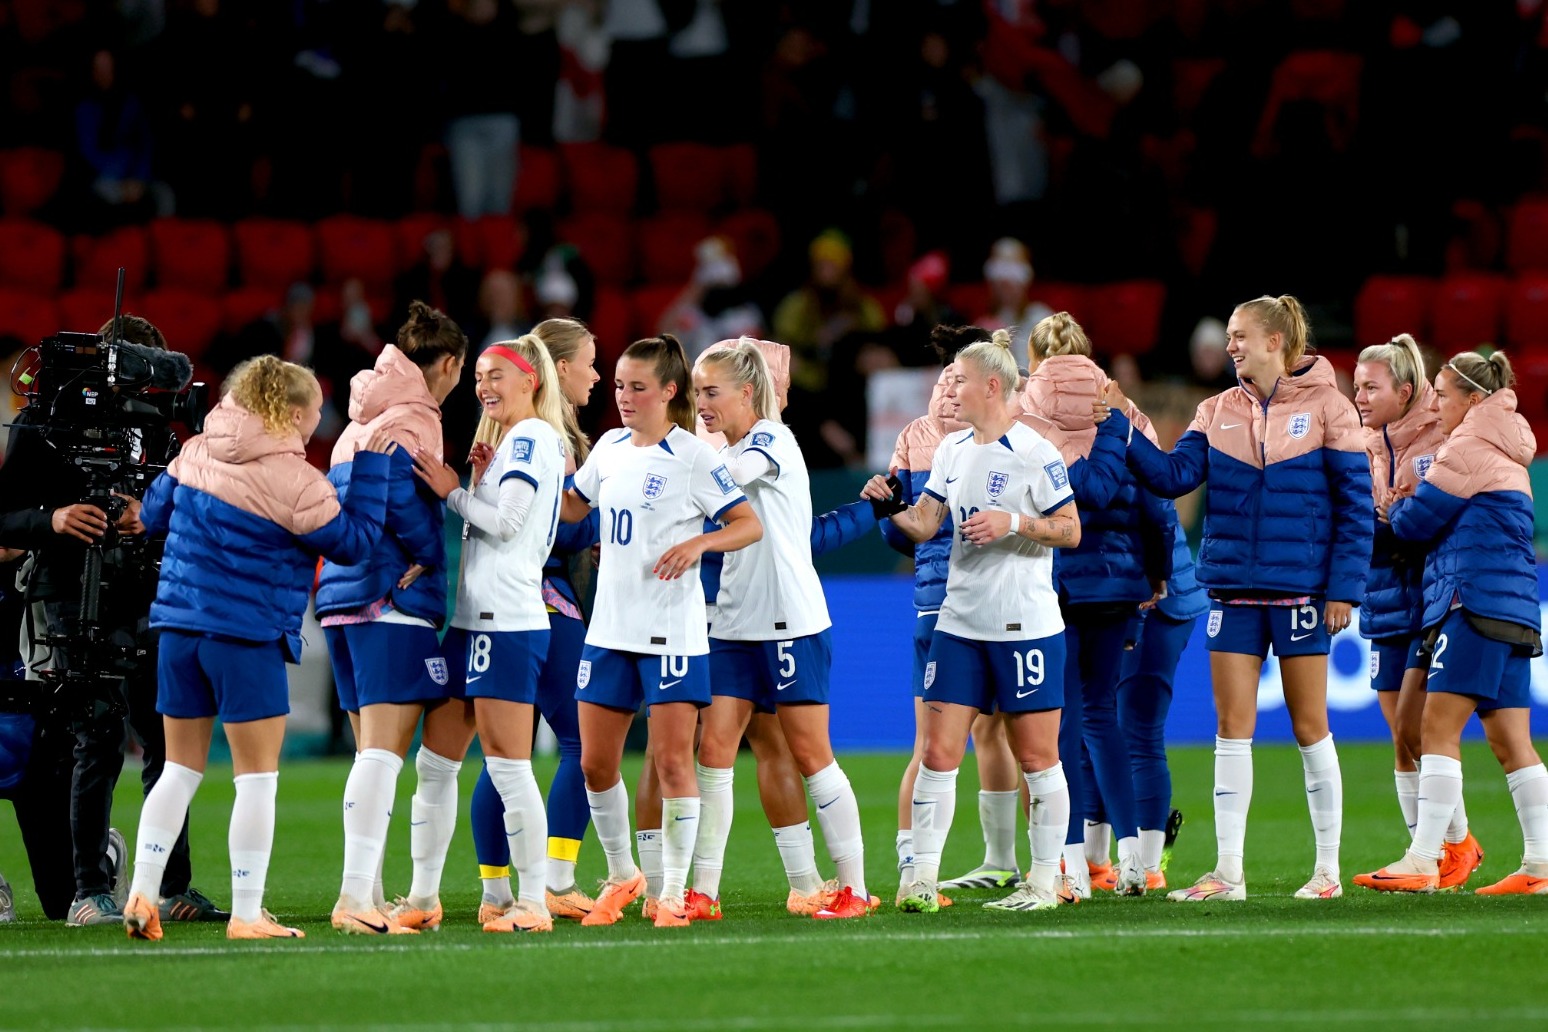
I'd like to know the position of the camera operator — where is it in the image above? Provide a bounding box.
[0,315,225,925]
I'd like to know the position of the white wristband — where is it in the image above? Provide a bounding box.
[1008,513,1020,538]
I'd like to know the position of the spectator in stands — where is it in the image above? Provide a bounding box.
[471,268,530,349]
[73,48,169,231]
[395,227,479,326]
[974,238,1052,368]
[435,0,522,219]
[884,251,962,367]
[774,229,885,396]
[658,236,765,360]
[531,244,596,325]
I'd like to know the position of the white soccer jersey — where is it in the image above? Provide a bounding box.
[452,418,566,633]
[924,421,1073,642]
[573,425,747,655]
[713,419,831,641]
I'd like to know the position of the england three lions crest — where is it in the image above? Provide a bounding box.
[643,473,667,499]
[577,660,591,689]
[1413,454,1434,479]
[986,470,1009,500]
[1287,412,1311,440]
[425,657,449,686]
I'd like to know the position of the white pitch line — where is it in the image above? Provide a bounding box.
[1,921,1543,960]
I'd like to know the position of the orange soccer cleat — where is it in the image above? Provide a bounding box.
[582,870,647,927]
[1088,862,1117,892]
[683,889,722,921]
[546,887,595,922]
[483,900,554,933]
[227,910,306,939]
[1474,869,1548,896]
[1352,857,1438,894]
[123,892,163,942]
[813,886,870,920]
[331,897,417,935]
[388,897,443,931]
[653,894,691,928]
[1437,834,1485,891]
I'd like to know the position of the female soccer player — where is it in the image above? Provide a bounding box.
[558,334,762,928]
[1357,350,1546,896]
[415,336,570,932]
[1353,335,1483,886]
[467,317,602,924]
[316,302,466,935]
[124,356,395,940]
[865,332,1082,914]
[1018,312,1172,898]
[684,338,871,920]
[1111,295,1373,902]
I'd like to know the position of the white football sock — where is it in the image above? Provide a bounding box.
[1445,781,1471,845]
[407,747,461,907]
[895,829,916,886]
[1394,769,1420,840]
[340,748,402,904]
[129,762,203,902]
[585,779,638,882]
[1025,764,1069,893]
[486,756,548,908]
[980,790,1020,871]
[774,822,824,894]
[1299,734,1342,879]
[1412,754,1461,865]
[660,796,700,901]
[546,858,576,894]
[807,761,866,898]
[910,765,959,885]
[635,830,662,896]
[1139,828,1165,873]
[1506,763,1548,865]
[690,764,734,899]
[482,876,514,908]
[1063,843,1089,893]
[1214,737,1253,883]
[1083,820,1112,869]
[229,771,278,923]
[1117,835,1140,869]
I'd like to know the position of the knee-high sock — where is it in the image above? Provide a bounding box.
[807,761,866,898]
[636,830,662,897]
[129,762,202,903]
[1412,754,1462,864]
[1395,769,1420,840]
[1214,737,1253,883]
[1507,763,1548,865]
[585,779,637,882]
[1299,734,1342,878]
[895,830,915,886]
[1083,820,1111,869]
[407,747,462,906]
[909,765,958,885]
[690,764,734,899]
[340,748,402,904]
[660,796,700,901]
[1026,763,1070,893]
[980,790,1020,871]
[774,822,824,894]
[1445,776,1472,845]
[486,756,548,907]
[229,771,278,923]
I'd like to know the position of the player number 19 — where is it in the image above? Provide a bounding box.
[1014,648,1044,687]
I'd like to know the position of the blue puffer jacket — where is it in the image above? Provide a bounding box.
[545,471,601,617]
[142,397,389,661]
[1126,356,1374,602]
[879,377,966,612]
[1360,380,1446,640]
[317,346,449,625]
[1157,535,1209,621]
[1018,356,1172,605]
[701,501,877,601]
[1389,389,1540,635]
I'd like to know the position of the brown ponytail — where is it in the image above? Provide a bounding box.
[1446,349,1516,397]
[396,300,468,368]
[623,333,694,433]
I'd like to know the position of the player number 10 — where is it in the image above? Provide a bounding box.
[1014,648,1044,687]
[607,507,633,546]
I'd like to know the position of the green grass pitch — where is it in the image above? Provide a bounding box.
[1,741,1544,1031]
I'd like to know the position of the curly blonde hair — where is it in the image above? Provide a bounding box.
[225,355,320,437]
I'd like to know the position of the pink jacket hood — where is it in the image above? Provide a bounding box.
[1019,354,1157,460]
[1365,377,1444,505]
[332,345,443,466]
[204,395,306,466]
[1452,388,1537,470]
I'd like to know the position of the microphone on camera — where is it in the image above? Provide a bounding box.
[108,341,194,391]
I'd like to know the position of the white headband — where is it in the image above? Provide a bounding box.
[1446,362,1494,397]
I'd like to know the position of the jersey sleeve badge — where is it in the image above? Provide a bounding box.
[510,436,535,463]
[750,431,774,447]
[711,465,737,494]
[1043,460,1069,491]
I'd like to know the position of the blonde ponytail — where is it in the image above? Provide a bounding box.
[1357,332,1428,414]
[224,355,319,437]
[1447,349,1516,397]
[532,317,594,464]
[959,330,1019,401]
[697,337,781,424]
[1029,311,1092,361]
[1237,294,1312,369]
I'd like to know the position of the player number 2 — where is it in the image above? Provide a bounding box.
[1430,634,1448,671]
[470,634,493,674]
[1014,648,1044,687]
[607,507,633,546]
[777,640,795,678]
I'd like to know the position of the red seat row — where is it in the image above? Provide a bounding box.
[943,280,1168,357]
[1355,272,1548,351]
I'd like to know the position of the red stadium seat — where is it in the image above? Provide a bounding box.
[454,214,525,271]
[316,215,397,290]
[561,142,638,216]
[557,213,634,286]
[721,144,759,208]
[1354,275,1431,347]
[395,213,451,271]
[137,288,224,358]
[233,218,315,290]
[0,220,66,292]
[629,283,684,340]
[1430,273,1505,350]
[648,142,726,213]
[513,146,561,213]
[1505,274,1548,349]
[57,289,115,334]
[589,286,634,367]
[947,283,990,322]
[1252,50,1363,158]
[0,146,65,217]
[1086,280,1164,356]
[637,212,711,285]
[1031,282,1092,324]
[148,218,231,292]
[221,286,283,334]
[1506,197,1548,272]
[1508,344,1548,432]
[72,225,150,294]
[0,288,60,345]
[715,208,781,283]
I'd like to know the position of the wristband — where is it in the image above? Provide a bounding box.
[1008,513,1020,538]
